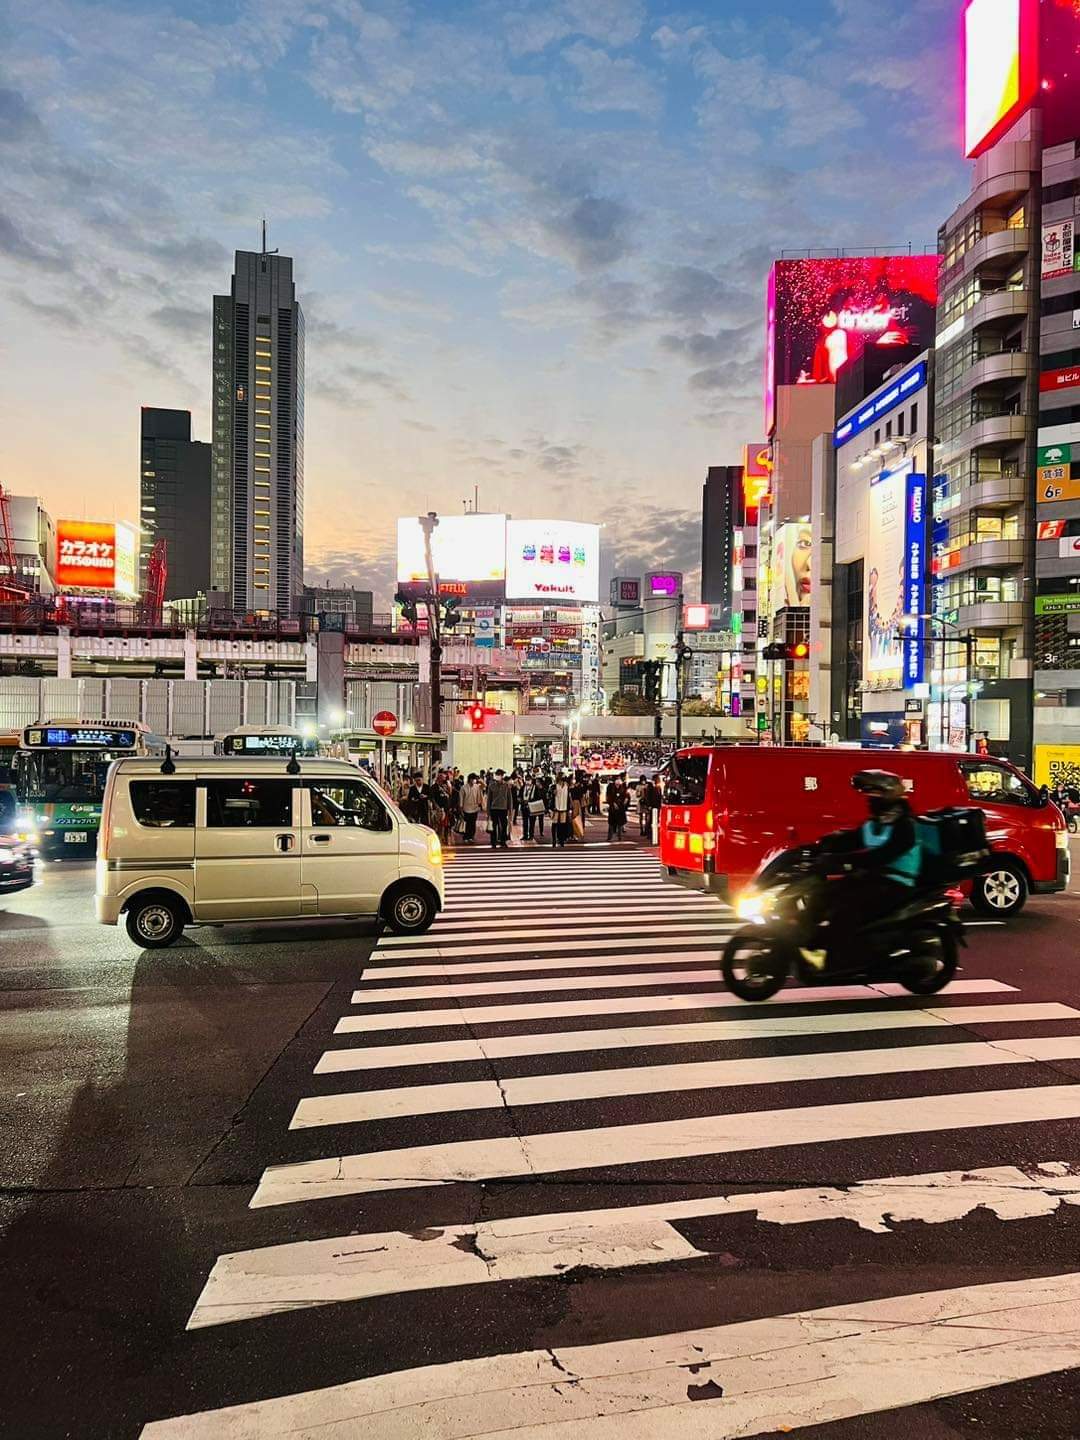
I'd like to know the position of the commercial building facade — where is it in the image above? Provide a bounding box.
[139,407,211,602]
[212,247,305,614]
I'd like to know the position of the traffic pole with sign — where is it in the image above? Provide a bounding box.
[372,710,397,784]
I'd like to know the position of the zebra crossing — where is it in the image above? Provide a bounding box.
[143,845,1080,1437]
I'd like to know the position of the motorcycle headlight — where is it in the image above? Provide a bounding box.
[736,890,776,923]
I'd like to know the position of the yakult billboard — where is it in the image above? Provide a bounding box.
[505,520,599,602]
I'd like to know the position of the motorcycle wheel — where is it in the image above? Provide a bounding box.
[899,930,958,995]
[722,932,790,1002]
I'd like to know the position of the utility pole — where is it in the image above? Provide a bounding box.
[418,511,442,757]
[674,590,688,750]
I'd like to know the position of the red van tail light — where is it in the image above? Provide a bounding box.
[705,808,714,831]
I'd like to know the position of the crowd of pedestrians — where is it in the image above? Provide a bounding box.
[382,764,665,850]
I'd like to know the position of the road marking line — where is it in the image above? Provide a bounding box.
[372,931,758,961]
[146,1271,1080,1436]
[348,966,749,1006]
[365,951,739,978]
[316,1002,1080,1074]
[333,979,1017,1035]
[250,1080,1080,1206]
[292,1036,1080,1129]
[189,1161,1080,1328]
[378,916,729,944]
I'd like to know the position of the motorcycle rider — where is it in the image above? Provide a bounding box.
[806,770,923,969]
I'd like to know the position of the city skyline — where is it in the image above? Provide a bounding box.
[1,0,970,603]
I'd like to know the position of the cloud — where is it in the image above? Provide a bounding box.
[562,43,661,119]
[149,305,206,339]
[602,504,702,596]
[543,190,636,270]
[0,211,69,271]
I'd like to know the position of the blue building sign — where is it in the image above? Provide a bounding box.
[834,360,927,447]
[903,472,927,690]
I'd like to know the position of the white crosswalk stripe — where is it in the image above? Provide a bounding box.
[143,842,1080,1437]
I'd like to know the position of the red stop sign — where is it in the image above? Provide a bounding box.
[372,710,398,737]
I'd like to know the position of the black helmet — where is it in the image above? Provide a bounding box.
[852,769,905,800]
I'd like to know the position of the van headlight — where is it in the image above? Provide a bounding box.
[736,890,776,923]
[427,832,443,865]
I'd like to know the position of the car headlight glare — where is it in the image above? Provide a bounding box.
[735,891,774,923]
[427,833,443,865]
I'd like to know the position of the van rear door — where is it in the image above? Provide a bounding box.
[194,777,302,921]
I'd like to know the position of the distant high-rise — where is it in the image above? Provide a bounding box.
[700,465,739,619]
[212,238,304,612]
[139,408,211,601]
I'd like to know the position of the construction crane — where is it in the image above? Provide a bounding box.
[142,537,168,625]
[0,482,30,605]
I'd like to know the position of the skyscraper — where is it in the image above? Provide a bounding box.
[139,408,211,601]
[212,237,304,612]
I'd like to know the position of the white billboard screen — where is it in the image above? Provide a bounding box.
[505,520,600,603]
[396,513,506,600]
[864,466,908,689]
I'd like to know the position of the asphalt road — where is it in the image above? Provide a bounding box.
[3,832,1080,1438]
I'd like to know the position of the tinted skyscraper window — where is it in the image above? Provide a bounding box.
[212,243,304,613]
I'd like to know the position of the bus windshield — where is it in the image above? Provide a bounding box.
[15,750,113,804]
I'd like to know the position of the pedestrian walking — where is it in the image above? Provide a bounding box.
[487,769,511,849]
[460,773,483,844]
[522,771,547,843]
[607,774,629,841]
[588,773,602,815]
[551,772,571,848]
[405,772,430,827]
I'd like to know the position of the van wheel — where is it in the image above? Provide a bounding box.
[126,895,184,948]
[970,861,1028,918]
[383,883,437,935]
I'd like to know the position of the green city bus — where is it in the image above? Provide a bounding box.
[15,721,150,856]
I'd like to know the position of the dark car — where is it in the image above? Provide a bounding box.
[0,834,35,897]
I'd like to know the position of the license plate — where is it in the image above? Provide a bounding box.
[64,832,89,844]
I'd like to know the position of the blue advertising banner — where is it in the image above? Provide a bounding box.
[903,473,927,690]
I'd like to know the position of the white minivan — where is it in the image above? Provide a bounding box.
[96,755,443,948]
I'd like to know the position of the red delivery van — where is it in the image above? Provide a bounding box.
[660,746,1068,917]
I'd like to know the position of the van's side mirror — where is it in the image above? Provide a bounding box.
[1038,784,1050,807]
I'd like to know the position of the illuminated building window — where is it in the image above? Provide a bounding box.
[255,364,271,373]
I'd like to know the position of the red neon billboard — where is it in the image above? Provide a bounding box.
[962,0,1039,158]
[764,256,939,433]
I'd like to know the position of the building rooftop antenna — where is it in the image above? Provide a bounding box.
[260,216,278,256]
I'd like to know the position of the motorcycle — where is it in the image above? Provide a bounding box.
[721,843,968,1003]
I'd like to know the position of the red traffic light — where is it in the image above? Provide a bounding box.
[791,641,809,660]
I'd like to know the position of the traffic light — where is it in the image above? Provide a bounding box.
[442,595,461,629]
[762,641,809,661]
[640,659,662,703]
[394,590,419,626]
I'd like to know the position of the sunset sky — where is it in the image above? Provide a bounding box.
[0,0,970,604]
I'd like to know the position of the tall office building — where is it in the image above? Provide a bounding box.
[930,0,1080,773]
[212,240,304,612]
[700,465,739,620]
[139,408,211,601]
